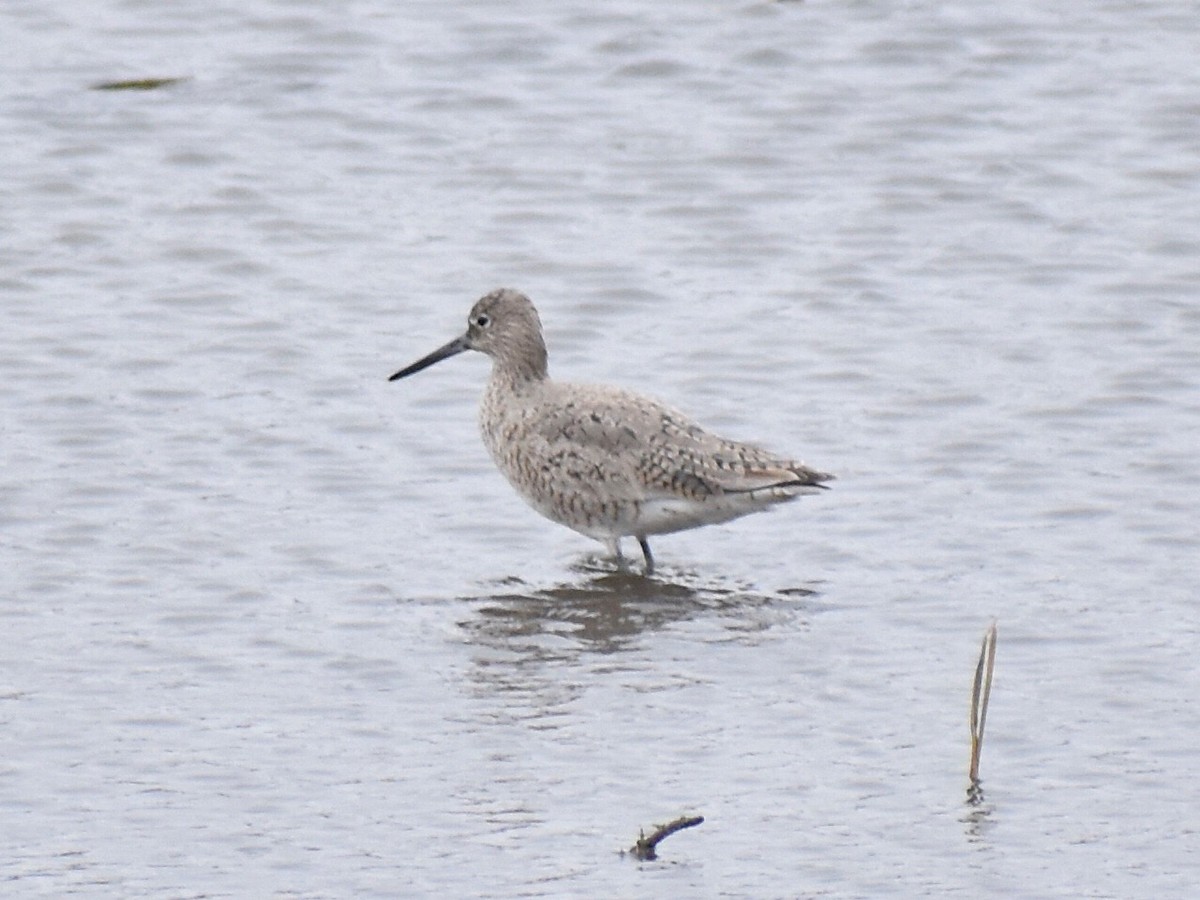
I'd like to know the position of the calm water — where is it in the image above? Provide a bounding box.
[3,0,1198,896]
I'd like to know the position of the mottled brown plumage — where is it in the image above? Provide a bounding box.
[389,289,832,572]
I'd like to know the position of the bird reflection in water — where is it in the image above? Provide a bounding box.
[459,562,819,659]
[454,565,821,720]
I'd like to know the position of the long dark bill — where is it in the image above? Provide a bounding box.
[388,334,470,381]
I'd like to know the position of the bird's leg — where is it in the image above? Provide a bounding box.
[605,537,624,565]
[637,536,654,575]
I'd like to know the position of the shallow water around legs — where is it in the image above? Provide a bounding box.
[3,1,1198,896]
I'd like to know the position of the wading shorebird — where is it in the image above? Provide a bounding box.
[388,289,832,574]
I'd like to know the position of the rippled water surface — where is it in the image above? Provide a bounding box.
[3,1,1198,896]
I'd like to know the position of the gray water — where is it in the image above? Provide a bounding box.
[3,1,1198,896]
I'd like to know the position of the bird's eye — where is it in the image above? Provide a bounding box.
[475,314,491,328]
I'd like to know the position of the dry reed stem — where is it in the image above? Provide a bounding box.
[969,620,998,786]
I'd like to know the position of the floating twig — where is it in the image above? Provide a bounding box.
[628,814,704,861]
[91,77,189,92]
[969,620,998,792]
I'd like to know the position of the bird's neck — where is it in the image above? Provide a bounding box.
[492,338,549,385]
